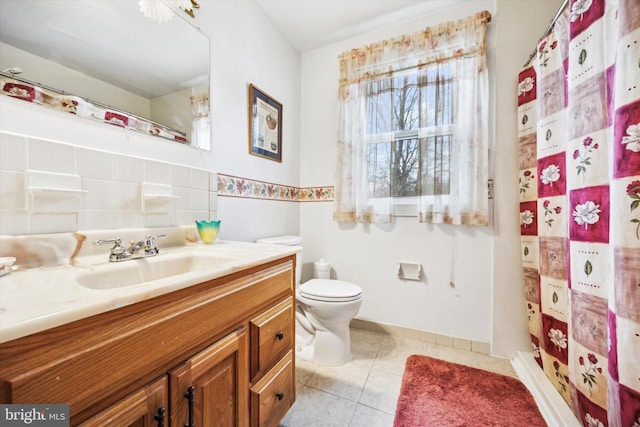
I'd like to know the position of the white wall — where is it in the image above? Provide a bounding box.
[299,0,563,357]
[492,0,563,356]
[207,1,301,241]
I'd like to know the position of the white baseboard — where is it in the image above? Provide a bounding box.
[350,318,491,355]
[511,351,581,427]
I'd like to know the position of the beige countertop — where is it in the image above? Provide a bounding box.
[0,230,299,344]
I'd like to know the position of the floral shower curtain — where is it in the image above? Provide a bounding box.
[517,0,639,425]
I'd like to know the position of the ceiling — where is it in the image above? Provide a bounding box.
[254,0,468,52]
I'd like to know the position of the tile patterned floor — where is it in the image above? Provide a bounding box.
[279,327,517,427]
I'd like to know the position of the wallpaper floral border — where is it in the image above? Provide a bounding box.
[217,173,334,202]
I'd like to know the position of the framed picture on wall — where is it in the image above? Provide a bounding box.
[248,84,282,162]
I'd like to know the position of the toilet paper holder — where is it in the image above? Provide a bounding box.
[397,262,422,281]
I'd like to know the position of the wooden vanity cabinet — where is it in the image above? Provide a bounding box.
[78,376,168,427]
[169,327,249,427]
[0,255,296,427]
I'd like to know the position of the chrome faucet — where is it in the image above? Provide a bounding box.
[127,240,145,255]
[94,234,167,262]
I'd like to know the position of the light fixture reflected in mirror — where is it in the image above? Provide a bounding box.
[1,67,22,75]
[139,0,199,23]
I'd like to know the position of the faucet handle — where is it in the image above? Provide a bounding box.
[144,233,167,254]
[94,237,121,246]
[145,233,167,245]
[94,237,126,256]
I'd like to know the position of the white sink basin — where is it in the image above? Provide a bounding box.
[75,253,237,290]
[0,234,301,344]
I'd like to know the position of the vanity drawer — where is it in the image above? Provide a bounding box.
[250,297,293,380]
[249,351,294,427]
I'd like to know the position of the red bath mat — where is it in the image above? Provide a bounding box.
[393,354,547,426]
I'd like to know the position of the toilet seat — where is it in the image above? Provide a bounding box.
[299,279,362,302]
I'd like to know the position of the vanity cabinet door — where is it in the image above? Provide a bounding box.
[78,376,167,427]
[169,327,249,427]
[249,297,294,381]
[249,351,294,427]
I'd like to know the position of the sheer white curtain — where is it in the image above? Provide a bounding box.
[190,93,210,150]
[334,11,491,225]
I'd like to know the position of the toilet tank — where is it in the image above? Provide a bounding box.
[256,235,302,284]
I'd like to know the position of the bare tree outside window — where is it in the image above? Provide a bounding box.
[366,66,453,199]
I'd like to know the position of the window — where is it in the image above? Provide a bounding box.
[366,67,453,201]
[334,11,491,225]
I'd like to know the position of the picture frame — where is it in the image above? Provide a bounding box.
[248,84,282,162]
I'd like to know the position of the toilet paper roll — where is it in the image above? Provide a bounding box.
[314,259,331,279]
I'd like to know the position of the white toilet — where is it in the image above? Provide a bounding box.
[256,236,363,366]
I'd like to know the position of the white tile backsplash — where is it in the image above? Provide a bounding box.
[171,164,191,188]
[174,186,192,211]
[191,189,209,211]
[81,179,115,210]
[0,131,216,235]
[177,210,200,225]
[29,213,77,234]
[115,211,145,229]
[144,212,174,228]
[191,168,209,190]
[113,154,144,183]
[113,182,141,211]
[29,137,75,173]
[78,210,117,231]
[0,171,25,209]
[30,194,82,214]
[144,160,171,185]
[0,133,28,171]
[0,210,28,235]
[77,148,113,180]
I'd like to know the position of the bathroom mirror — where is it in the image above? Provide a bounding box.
[0,0,210,148]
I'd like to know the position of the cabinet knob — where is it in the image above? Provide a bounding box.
[276,392,284,401]
[275,331,284,340]
[154,407,166,427]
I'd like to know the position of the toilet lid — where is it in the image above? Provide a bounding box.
[299,279,362,302]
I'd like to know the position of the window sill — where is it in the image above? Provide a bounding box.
[393,204,417,217]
